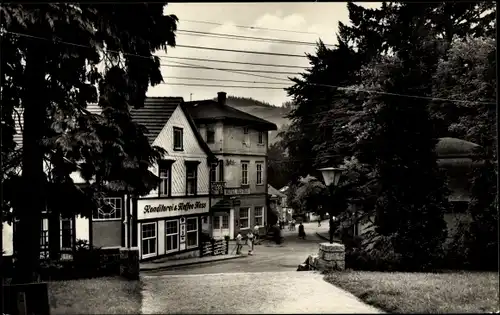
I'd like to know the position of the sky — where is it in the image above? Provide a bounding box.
[147,2,382,107]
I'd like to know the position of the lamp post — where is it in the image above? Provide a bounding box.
[318,167,345,244]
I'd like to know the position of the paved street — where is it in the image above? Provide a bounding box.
[143,221,329,276]
[140,222,382,314]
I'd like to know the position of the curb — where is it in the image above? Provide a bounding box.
[316,232,329,241]
[140,255,247,272]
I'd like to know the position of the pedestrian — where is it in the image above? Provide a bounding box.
[292,219,296,231]
[298,222,305,239]
[318,217,322,227]
[247,231,254,255]
[235,232,243,255]
[253,224,260,244]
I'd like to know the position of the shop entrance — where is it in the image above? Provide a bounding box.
[212,213,230,239]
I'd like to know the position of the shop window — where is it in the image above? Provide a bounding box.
[186,217,198,248]
[241,162,248,185]
[254,206,264,226]
[186,163,198,195]
[93,197,122,220]
[141,222,157,258]
[40,218,49,260]
[165,219,179,253]
[60,218,73,251]
[256,163,263,185]
[173,127,183,151]
[239,208,250,229]
[159,160,172,197]
[206,128,215,144]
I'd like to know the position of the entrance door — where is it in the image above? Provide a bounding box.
[212,214,230,239]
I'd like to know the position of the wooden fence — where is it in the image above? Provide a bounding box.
[200,239,229,257]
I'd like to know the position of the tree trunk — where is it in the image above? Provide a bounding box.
[13,42,47,284]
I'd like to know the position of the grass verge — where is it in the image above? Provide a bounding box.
[325,270,499,313]
[48,277,142,314]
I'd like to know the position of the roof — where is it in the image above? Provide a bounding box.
[130,97,216,162]
[268,184,286,198]
[436,137,479,158]
[130,97,184,145]
[183,99,278,131]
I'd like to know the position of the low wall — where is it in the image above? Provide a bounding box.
[307,242,345,271]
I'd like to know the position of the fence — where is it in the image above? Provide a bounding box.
[200,239,229,257]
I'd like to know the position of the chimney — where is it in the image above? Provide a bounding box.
[217,92,226,106]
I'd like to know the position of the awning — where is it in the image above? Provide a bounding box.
[210,199,232,212]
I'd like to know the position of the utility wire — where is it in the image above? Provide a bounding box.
[175,44,306,58]
[163,76,289,85]
[161,56,308,69]
[161,64,300,75]
[181,19,321,35]
[177,29,335,47]
[164,82,286,89]
[3,30,496,106]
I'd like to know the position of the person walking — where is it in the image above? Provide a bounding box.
[318,217,322,227]
[235,232,243,255]
[298,222,306,240]
[253,224,260,245]
[247,231,254,255]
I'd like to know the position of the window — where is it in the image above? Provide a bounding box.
[243,127,249,134]
[186,162,198,195]
[239,208,250,229]
[159,160,172,196]
[256,163,263,185]
[93,197,122,220]
[210,164,217,182]
[186,217,198,248]
[60,218,73,250]
[165,220,179,253]
[142,223,157,257]
[206,128,215,144]
[241,162,248,185]
[258,131,264,144]
[40,218,49,259]
[218,160,224,181]
[173,127,183,151]
[254,206,264,226]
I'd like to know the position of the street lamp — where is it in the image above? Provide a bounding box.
[318,167,345,244]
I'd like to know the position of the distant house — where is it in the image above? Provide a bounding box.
[353,137,482,240]
[184,92,277,239]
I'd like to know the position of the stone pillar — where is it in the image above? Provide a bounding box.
[316,242,345,271]
[119,247,140,280]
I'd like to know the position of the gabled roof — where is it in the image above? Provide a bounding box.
[130,97,216,162]
[129,97,184,145]
[183,99,278,131]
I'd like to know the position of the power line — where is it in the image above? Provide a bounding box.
[175,44,306,58]
[163,76,289,85]
[164,82,286,89]
[3,30,495,106]
[177,29,335,47]
[161,55,308,69]
[181,19,321,35]
[161,64,300,75]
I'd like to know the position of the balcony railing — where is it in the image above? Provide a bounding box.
[225,187,250,195]
[210,181,226,196]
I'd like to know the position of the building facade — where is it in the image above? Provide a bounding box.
[129,97,217,261]
[185,92,277,239]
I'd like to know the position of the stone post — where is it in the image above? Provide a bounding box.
[119,247,140,280]
[316,242,345,271]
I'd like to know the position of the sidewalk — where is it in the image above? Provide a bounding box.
[140,254,247,271]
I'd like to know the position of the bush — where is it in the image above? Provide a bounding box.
[344,233,404,271]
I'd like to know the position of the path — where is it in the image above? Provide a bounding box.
[141,271,382,314]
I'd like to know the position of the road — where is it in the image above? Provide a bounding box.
[143,221,329,276]
[140,222,382,314]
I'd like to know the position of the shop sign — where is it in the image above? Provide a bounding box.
[138,197,209,220]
